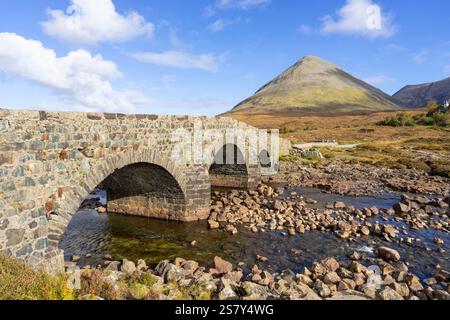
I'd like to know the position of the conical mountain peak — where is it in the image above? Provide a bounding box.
[227,56,401,115]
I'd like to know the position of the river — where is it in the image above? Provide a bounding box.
[59,188,450,280]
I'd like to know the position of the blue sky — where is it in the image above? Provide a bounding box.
[0,0,449,115]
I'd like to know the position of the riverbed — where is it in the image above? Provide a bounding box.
[59,188,450,280]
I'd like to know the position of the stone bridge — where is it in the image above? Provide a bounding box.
[0,108,285,272]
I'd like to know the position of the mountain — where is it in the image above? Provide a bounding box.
[225,56,401,115]
[393,77,450,108]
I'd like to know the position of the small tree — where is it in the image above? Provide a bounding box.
[426,101,439,116]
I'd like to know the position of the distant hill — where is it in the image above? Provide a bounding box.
[224,56,401,116]
[393,77,450,108]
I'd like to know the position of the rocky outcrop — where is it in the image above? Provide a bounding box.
[71,255,450,300]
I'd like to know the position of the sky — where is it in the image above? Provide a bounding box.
[0,0,449,116]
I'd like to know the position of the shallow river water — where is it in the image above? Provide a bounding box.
[60,188,450,280]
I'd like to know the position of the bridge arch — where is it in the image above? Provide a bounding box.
[44,149,208,267]
[208,143,259,189]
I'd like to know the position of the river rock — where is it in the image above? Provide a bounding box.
[434,269,450,282]
[314,280,331,298]
[97,207,107,214]
[360,226,370,236]
[242,282,269,300]
[407,275,424,292]
[383,225,398,238]
[334,201,346,209]
[121,259,136,274]
[321,258,340,272]
[219,286,239,300]
[394,202,409,213]
[323,272,341,285]
[311,262,327,276]
[350,261,365,273]
[214,256,233,274]
[104,260,121,272]
[377,246,401,261]
[378,287,404,300]
[297,274,314,287]
[338,279,356,291]
[257,255,268,262]
[208,220,219,229]
[349,251,361,261]
[392,282,410,298]
[225,224,238,235]
[358,284,377,299]
[281,269,296,284]
[132,259,144,271]
[273,200,283,211]
[182,260,199,272]
[223,271,243,284]
[444,196,450,205]
[260,271,274,286]
[293,283,321,300]
[328,290,370,300]
[353,273,366,286]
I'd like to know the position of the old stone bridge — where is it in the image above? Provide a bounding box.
[0,108,286,272]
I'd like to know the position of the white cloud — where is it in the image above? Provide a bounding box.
[362,74,395,86]
[131,51,221,72]
[321,0,397,38]
[413,50,429,64]
[298,24,312,35]
[204,0,270,16]
[42,0,154,45]
[0,32,147,113]
[216,0,271,10]
[208,18,244,32]
[209,19,233,32]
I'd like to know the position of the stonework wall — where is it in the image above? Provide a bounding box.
[0,108,273,272]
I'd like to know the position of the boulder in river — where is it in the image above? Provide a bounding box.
[214,256,233,274]
[377,246,401,261]
[208,220,219,229]
[97,207,107,214]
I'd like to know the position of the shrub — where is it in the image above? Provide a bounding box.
[378,110,449,128]
[79,269,126,300]
[128,283,150,300]
[432,112,450,127]
[426,101,440,115]
[377,113,416,127]
[0,254,73,300]
[428,160,450,178]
